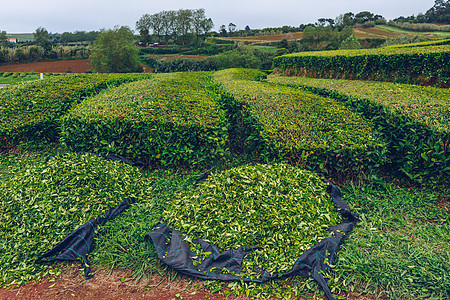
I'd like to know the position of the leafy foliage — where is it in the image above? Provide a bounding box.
[61,72,228,167]
[274,44,450,87]
[268,75,450,194]
[164,163,343,277]
[0,73,150,150]
[214,68,387,181]
[0,153,153,286]
[90,26,143,73]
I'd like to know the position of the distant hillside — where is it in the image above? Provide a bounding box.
[217,25,450,44]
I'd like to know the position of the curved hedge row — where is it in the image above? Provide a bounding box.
[273,45,450,87]
[213,69,387,180]
[268,75,450,193]
[0,74,151,150]
[61,72,228,167]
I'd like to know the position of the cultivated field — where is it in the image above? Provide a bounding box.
[0,38,449,300]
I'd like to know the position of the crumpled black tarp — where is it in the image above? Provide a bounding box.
[145,182,358,300]
[35,197,135,279]
[35,153,142,279]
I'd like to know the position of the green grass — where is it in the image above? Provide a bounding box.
[329,181,450,299]
[376,25,450,38]
[0,72,48,84]
[91,168,205,280]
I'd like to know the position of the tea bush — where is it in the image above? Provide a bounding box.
[0,73,151,150]
[213,68,387,180]
[273,44,450,87]
[268,75,450,193]
[61,72,228,167]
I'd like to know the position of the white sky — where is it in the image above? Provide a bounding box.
[1,0,436,33]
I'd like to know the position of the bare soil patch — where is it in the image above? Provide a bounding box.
[0,264,230,300]
[0,60,92,73]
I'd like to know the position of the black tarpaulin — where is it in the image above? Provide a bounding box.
[35,197,135,279]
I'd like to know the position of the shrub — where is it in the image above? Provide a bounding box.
[214,69,387,181]
[273,44,450,88]
[0,73,150,150]
[61,72,228,167]
[268,75,450,193]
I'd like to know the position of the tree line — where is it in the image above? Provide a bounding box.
[135,8,214,45]
[393,0,449,24]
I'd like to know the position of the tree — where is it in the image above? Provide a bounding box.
[228,23,237,35]
[175,9,193,44]
[219,25,227,36]
[0,31,7,45]
[192,8,207,44]
[425,0,450,23]
[161,10,176,44]
[200,18,214,40]
[339,34,361,50]
[90,26,142,73]
[34,27,52,50]
[136,14,152,45]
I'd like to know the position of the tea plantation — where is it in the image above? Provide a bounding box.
[0,40,449,300]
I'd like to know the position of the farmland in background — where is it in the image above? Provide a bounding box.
[217,25,450,44]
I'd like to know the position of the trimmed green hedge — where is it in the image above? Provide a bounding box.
[273,45,450,87]
[61,72,228,167]
[268,75,450,193]
[213,69,387,180]
[0,74,150,150]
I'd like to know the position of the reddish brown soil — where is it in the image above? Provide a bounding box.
[0,263,383,300]
[0,264,230,300]
[0,60,92,74]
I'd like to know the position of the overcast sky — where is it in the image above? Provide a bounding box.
[1,0,436,33]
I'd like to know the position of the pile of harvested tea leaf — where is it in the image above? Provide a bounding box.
[0,153,152,286]
[163,163,342,278]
